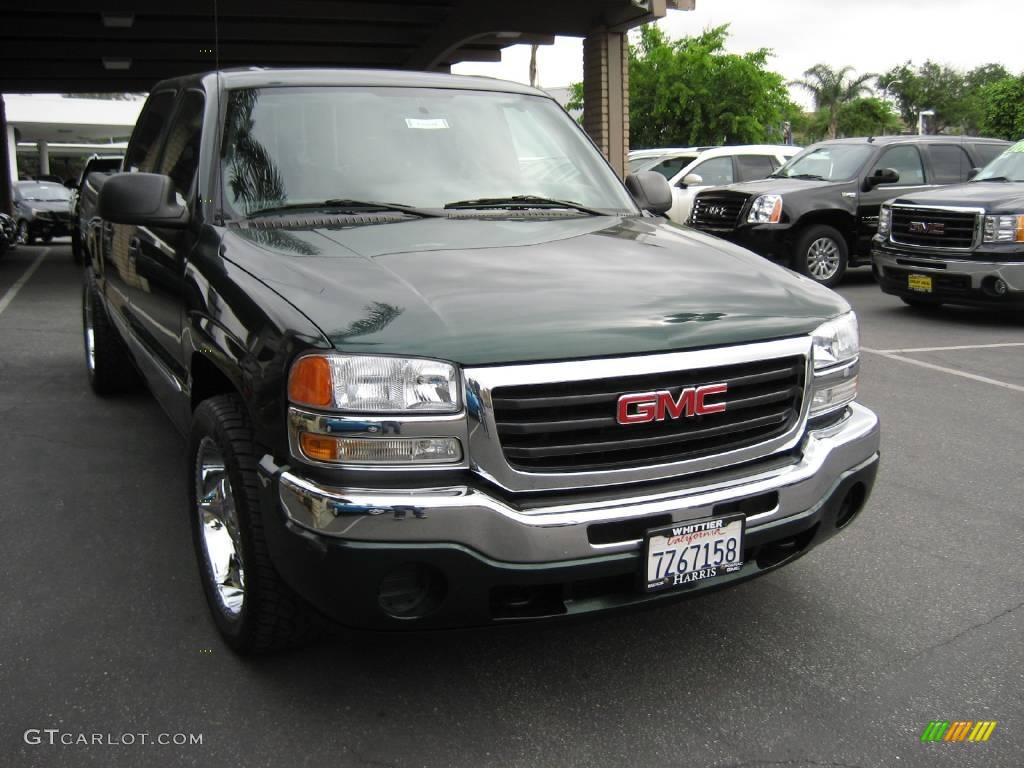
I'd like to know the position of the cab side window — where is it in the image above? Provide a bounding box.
[123,92,176,173]
[928,145,972,184]
[691,156,734,186]
[158,91,206,200]
[872,146,925,186]
[735,155,776,182]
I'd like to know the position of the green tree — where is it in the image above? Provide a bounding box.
[835,97,903,138]
[625,24,795,147]
[980,75,1024,140]
[789,64,874,139]
[879,61,1007,134]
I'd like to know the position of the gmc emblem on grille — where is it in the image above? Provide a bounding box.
[616,384,729,425]
[706,205,727,217]
[908,221,945,234]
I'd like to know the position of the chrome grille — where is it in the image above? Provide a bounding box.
[492,356,805,473]
[890,206,978,250]
[690,193,749,229]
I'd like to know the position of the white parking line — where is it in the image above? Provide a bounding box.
[875,342,1024,354]
[862,347,1024,394]
[0,248,49,318]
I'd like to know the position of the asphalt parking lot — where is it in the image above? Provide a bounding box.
[1,243,1021,768]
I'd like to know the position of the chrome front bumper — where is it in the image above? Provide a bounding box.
[873,250,1024,292]
[260,402,880,564]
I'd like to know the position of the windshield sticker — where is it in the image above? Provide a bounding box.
[405,118,449,130]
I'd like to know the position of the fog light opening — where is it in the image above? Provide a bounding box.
[378,562,447,620]
[982,276,1009,297]
[835,482,866,530]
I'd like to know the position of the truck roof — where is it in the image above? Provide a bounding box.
[150,67,550,98]
[815,135,1010,147]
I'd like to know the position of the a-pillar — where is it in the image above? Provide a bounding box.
[38,140,50,176]
[582,28,629,178]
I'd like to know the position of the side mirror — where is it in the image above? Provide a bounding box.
[678,173,704,189]
[625,171,672,215]
[967,167,981,180]
[97,172,189,228]
[863,167,900,191]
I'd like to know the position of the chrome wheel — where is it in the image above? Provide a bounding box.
[83,288,96,374]
[806,237,841,281]
[195,437,246,617]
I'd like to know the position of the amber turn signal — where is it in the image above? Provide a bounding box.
[288,356,333,407]
[299,432,339,462]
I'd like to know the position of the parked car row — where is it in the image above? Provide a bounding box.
[635,134,1020,310]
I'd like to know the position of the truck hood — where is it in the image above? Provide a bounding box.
[710,177,848,198]
[225,215,847,366]
[888,181,1024,211]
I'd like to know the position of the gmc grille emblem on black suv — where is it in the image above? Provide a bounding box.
[707,205,727,217]
[908,221,945,235]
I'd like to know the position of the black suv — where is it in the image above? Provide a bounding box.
[689,136,1010,286]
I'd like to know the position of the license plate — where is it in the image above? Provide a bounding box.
[643,514,745,593]
[908,274,932,292]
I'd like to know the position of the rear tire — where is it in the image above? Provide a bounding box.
[189,395,322,654]
[82,273,142,395]
[793,225,848,288]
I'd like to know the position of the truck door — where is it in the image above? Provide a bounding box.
[124,90,206,422]
[857,144,933,254]
[105,91,176,352]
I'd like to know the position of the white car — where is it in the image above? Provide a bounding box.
[628,144,801,224]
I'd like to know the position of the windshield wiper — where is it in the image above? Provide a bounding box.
[786,173,825,180]
[444,195,604,215]
[249,199,441,218]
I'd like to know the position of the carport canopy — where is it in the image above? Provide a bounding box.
[1,0,694,208]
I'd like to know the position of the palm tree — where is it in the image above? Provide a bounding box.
[790,64,875,139]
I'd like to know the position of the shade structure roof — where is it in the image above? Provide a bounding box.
[0,0,680,93]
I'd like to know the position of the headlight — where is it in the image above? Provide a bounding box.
[810,312,859,417]
[747,194,783,224]
[34,210,53,221]
[983,214,1024,243]
[878,205,891,235]
[288,353,459,413]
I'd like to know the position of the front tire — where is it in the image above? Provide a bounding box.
[17,220,33,245]
[793,225,848,288]
[189,395,321,654]
[82,274,142,395]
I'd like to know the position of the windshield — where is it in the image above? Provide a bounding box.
[774,144,875,181]
[220,86,637,217]
[16,183,71,202]
[973,141,1024,182]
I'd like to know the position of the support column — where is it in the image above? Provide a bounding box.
[582,28,629,178]
[6,123,17,184]
[38,140,50,176]
[0,96,11,214]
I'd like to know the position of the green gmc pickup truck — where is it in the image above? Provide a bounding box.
[83,69,880,653]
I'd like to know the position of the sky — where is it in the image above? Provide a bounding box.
[453,0,1024,108]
